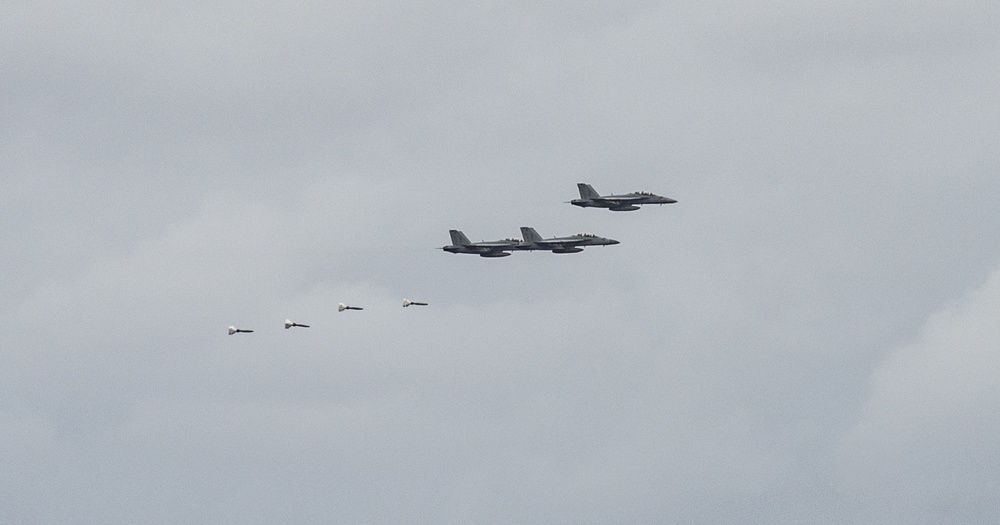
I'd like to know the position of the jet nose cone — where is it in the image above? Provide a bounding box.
[609,239,620,245]
[665,197,677,204]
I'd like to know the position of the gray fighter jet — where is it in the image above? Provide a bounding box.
[442,229,522,258]
[516,227,619,254]
[569,183,676,211]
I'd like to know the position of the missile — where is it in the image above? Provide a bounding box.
[284,319,310,329]
[402,299,428,307]
[228,326,254,335]
[338,303,363,312]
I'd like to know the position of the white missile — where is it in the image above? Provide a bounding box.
[284,319,310,329]
[228,326,254,335]
[402,299,428,307]
[338,303,363,312]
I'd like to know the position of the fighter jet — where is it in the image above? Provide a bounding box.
[402,299,428,307]
[569,183,676,211]
[338,303,363,312]
[284,319,310,329]
[516,227,619,254]
[442,229,522,258]
[228,326,254,335]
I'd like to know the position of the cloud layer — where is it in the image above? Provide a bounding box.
[3,1,1000,523]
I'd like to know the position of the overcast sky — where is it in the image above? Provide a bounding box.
[3,1,1000,523]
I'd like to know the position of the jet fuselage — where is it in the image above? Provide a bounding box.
[571,184,676,211]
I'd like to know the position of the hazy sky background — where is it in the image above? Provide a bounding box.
[3,1,1000,523]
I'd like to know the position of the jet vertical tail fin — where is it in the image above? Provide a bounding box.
[449,230,472,246]
[519,227,542,243]
[577,183,600,200]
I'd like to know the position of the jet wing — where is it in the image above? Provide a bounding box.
[533,237,587,247]
[468,242,518,253]
[595,195,642,205]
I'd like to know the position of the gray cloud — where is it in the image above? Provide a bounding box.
[839,268,1000,523]
[3,1,1000,523]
